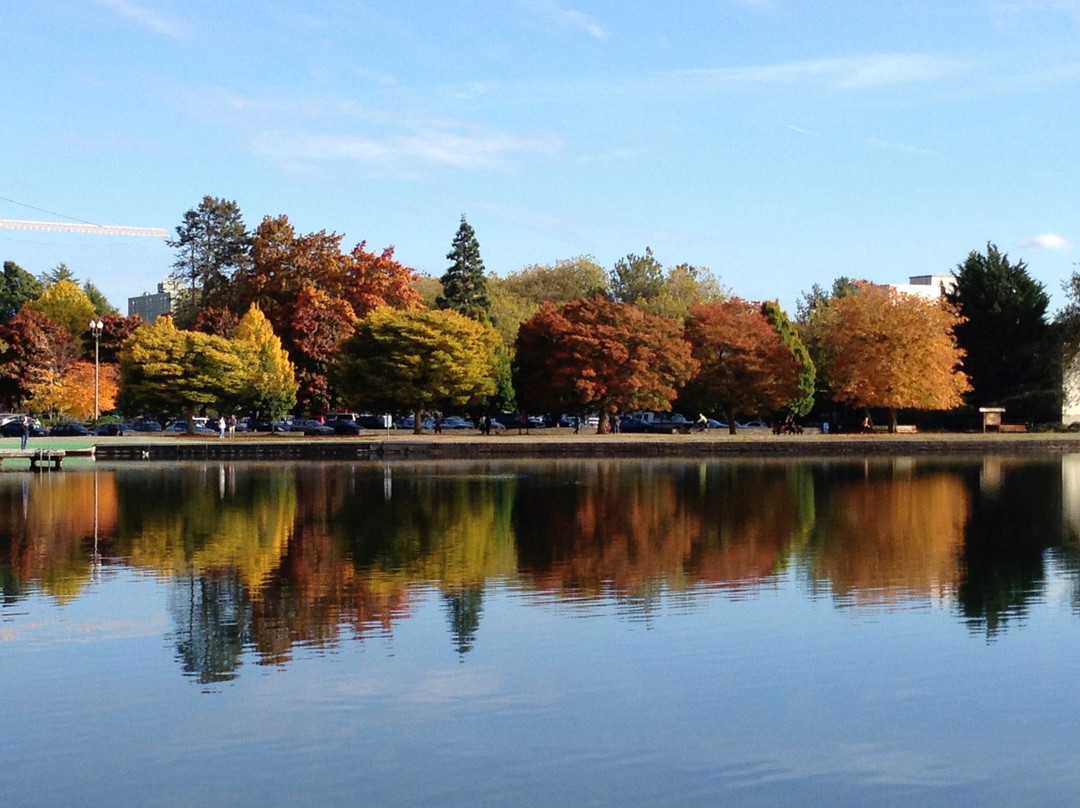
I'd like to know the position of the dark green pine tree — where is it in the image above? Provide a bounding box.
[437,215,493,323]
[945,242,1059,422]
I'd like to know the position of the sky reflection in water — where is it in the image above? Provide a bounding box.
[3,457,1080,807]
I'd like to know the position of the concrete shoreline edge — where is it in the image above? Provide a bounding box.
[89,433,1080,462]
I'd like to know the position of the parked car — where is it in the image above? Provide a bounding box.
[353,414,393,430]
[0,417,46,438]
[441,416,474,430]
[324,418,362,435]
[50,422,92,437]
[396,416,434,431]
[740,420,770,430]
[250,418,291,433]
[287,417,336,436]
[130,420,162,432]
[165,420,217,435]
[94,423,125,436]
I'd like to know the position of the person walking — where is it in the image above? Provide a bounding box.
[20,414,30,450]
[218,416,227,438]
[227,414,237,438]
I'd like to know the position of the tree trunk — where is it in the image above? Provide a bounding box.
[889,408,898,434]
[413,406,423,435]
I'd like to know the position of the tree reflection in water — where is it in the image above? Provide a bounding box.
[2,457,1080,680]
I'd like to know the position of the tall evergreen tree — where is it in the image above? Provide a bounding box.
[0,260,44,324]
[168,196,251,323]
[761,300,816,416]
[437,216,492,323]
[945,242,1058,421]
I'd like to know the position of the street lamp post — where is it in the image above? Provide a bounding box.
[89,318,104,422]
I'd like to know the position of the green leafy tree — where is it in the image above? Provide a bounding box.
[118,317,244,429]
[333,307,500,433]
[610,247,664,305]
[168,196,251,323]
[945,242,1058,421]
[39,262,76,286]
[639,263,727,319]
[760,300,816,416]
[0,260,44,324]
[437,216,492,322]
[82,280,118,317]
[232,305,298,419]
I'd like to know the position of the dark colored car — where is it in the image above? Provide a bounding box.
[353,414,393,430]
[251,419,291,433]
[0,419,46,438]
[324,418,361,435]
[94,423,125,436]
[288,417,336,436]
[130,420,162,432]
[50,422,92,437]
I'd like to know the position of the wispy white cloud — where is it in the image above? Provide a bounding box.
[865,136,939,156]
[94,0,190,38]
[675,53,975,92]
[1020,232,1073,251]
[785,124,819,137]
[250,126,560,172]
[517,0,607,39]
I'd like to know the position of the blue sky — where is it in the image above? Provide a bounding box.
[3,0,1078,315]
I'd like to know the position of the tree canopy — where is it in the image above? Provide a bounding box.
[232,305,298,420]
[168,196,251,320]
[0,260,44,324]
[513,294,697,430]
[118,317,244,426]
[333,307,501,431]
[681,300,806,432]
[945,242,1057,421]
[814,283,970,430]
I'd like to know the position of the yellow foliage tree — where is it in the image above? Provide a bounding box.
[814,283,970,430]
[24,279,98,342]
[233,305,298,419]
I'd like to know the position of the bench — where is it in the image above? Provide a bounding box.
[998,423,1028,433]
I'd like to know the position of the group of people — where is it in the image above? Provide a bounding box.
[217,414,238,438]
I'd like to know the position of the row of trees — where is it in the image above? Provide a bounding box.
[0,193,1071,430]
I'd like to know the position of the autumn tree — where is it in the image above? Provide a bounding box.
[23,279,97,343]
[27,360,119,420]
[946,243,1058,421]
[813,283,970,431]
[681,300,806,433]
[0,260,43,324]
[118,317,244,428]
[233,305,298,420]
[438,216,492,322]
[345,242,423,317]
[333,307,501,432]
[0,308,79,410]
[513,295,697,431]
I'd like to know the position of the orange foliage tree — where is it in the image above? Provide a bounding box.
[513,294,697,431]
[813,283,970,430]
[681,299,805,433]
[234,216,422,412]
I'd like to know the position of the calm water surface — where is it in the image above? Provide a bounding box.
[3,456,1080,807]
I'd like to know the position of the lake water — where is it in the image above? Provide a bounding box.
[3,456,1080,807]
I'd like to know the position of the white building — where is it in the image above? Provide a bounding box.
[889,274,956,299]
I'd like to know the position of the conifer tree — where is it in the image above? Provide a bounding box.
[437,216,492,323]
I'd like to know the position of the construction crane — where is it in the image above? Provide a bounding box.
[0,217,168,238]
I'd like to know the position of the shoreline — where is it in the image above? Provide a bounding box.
[73,429,1080,462]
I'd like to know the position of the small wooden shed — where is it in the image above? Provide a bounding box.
[979,407,1006,433]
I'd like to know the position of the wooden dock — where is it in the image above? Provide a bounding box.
[0,446,96,470]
